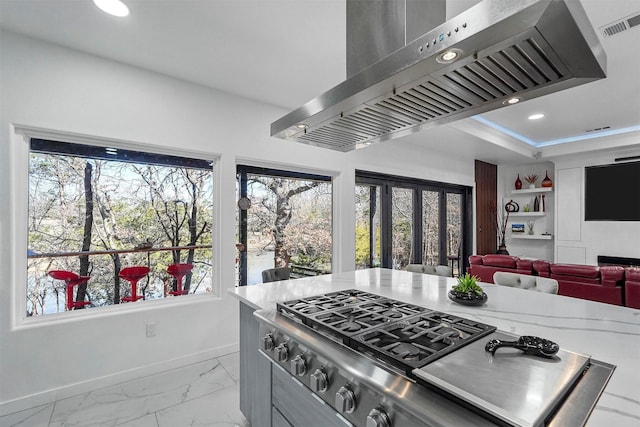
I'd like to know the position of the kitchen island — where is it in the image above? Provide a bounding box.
[230,268,640,427]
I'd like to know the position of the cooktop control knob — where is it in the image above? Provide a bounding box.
[260,334,274,351]
[290,354,306,376]
[367,408,391,427]
[274,343,288,362]
[335,386,356,414]
[310,368,328,392]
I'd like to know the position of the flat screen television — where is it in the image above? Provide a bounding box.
[585,161,640,221]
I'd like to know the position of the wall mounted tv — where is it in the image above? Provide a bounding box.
[585,161,640,221]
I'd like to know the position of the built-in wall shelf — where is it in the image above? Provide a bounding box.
[509,212,546,217]
[511,234,553,240]
[511,187,553,195]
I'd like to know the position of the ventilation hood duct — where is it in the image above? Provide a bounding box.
[270,0,606,152]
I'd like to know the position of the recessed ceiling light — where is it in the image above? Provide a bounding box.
[528,113,545,120]
[503,97,523,105]
[93,0,129,17]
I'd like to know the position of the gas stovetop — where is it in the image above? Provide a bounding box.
[258,289,614,427]
[277,289,496,372]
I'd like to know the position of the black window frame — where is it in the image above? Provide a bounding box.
[236,165,332,286]
[356,170,472,273]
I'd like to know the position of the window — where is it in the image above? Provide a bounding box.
[27,139,214,316]
[422,190,440,265]
[391,187,414,269]
[236,166,332,285]
[355,184,381,269]
[355,171,471,275]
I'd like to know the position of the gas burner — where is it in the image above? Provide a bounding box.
[435,326,462,338]
[359,301,429,318]
[391,342,424,360]
[341,320,362,332]
[381,309,403,318]
[351,310,497,370]
[311,308,387,336]
[301,305,322,314]
[326,289,385,305]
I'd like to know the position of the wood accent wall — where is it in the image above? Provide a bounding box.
[475,160,497,255]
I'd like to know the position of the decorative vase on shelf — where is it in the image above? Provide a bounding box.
[515,174,522,190]
[527,221,534,235]
[533,195,540,212]
[525,174,538,189]
[541,171,553,188]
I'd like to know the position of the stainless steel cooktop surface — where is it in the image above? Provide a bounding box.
[413,331,592,427]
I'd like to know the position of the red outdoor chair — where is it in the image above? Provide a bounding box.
[119,266,150,302]
[48,270,91,311]
[167,263,193,296]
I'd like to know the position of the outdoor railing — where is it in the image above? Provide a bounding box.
[26,245,213,316]
[290,264,330,278]
[28,244,211,259]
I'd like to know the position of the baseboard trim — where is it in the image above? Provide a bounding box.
[0,342,239,416]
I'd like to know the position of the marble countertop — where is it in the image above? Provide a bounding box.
[229,268,640,426]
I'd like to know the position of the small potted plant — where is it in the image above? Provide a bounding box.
[524,174,539,189]
[448,273,487,306]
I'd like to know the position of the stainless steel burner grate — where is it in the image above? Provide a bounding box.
[277,289,496,372]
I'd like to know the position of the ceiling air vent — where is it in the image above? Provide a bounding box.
[600,12,640,38]
[585,125,611,133]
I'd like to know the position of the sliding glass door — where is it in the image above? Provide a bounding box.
[355,185,381,269]
[391,187,414,269]
[422,190,440,265]
[355,171,471,274]
[446,193,462,276]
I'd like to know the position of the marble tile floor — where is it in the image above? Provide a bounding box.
[1,352,250,427]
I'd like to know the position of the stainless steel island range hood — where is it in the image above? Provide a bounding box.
[271,0,606,152]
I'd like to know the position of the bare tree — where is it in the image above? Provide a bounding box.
[76,162,94,307]
[181,169,210,291]
[134,166,210,293]
[28,152,214,315]
[250,177,320,267]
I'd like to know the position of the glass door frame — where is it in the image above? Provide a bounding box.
[356,170,472,273]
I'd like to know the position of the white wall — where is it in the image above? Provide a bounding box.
[552,152,640,265]
[497,162,555,261]
[0,31,476,413]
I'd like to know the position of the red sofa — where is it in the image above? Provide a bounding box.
[625,267,640,309]
[533,261,625,306]
[468,255,535,283]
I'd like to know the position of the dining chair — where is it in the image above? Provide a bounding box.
[262,267,291,283]
[405,264,453,277]
[493,271,558,294]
